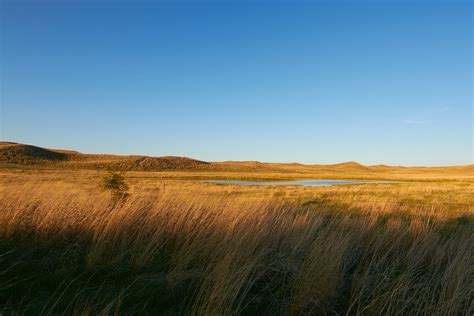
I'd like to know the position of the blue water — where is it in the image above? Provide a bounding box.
[208,180,384,186]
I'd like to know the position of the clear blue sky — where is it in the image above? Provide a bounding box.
[1,1,472,166]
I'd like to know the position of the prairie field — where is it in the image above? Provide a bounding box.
[0,168,473,315]
[3,0,473,314]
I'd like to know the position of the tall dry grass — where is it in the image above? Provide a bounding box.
[0,172,473,315]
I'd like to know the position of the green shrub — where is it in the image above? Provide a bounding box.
[101,171,129,201]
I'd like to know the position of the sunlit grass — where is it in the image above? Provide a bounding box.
[0,170,472,314]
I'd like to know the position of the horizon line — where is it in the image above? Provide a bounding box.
[1,140,472,169]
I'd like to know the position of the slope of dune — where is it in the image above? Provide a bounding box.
[66,155,209,171]
[1,141,473,176]
[0,142,68,164]
[0,142,209,171]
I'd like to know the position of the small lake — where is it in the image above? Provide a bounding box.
[208,180,389,187]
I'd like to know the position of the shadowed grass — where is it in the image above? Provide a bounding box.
[0,171,473,315]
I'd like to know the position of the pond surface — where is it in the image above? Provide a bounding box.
[208,180,388,186]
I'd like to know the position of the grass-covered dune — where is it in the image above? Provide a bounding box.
[1,141,473,181]
[0,169,473,315]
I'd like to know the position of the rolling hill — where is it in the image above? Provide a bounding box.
[1,141,473,177]
[0,142,208,171]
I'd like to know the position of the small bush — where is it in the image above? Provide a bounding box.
[100,171,129,201]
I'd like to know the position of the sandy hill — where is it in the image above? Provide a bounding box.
[1,141,473,176]
[0,142,68,164]
[0,142,208,171]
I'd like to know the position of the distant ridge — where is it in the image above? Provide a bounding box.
[331,161,369,170]
[1,141,473,174]
[0,142,68,164]
[0,142,208,171]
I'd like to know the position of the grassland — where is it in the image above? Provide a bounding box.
[0,164,473,315]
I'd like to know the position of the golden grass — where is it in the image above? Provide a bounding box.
[0,169,473,314]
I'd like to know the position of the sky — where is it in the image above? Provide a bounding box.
[1,0,472,166]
